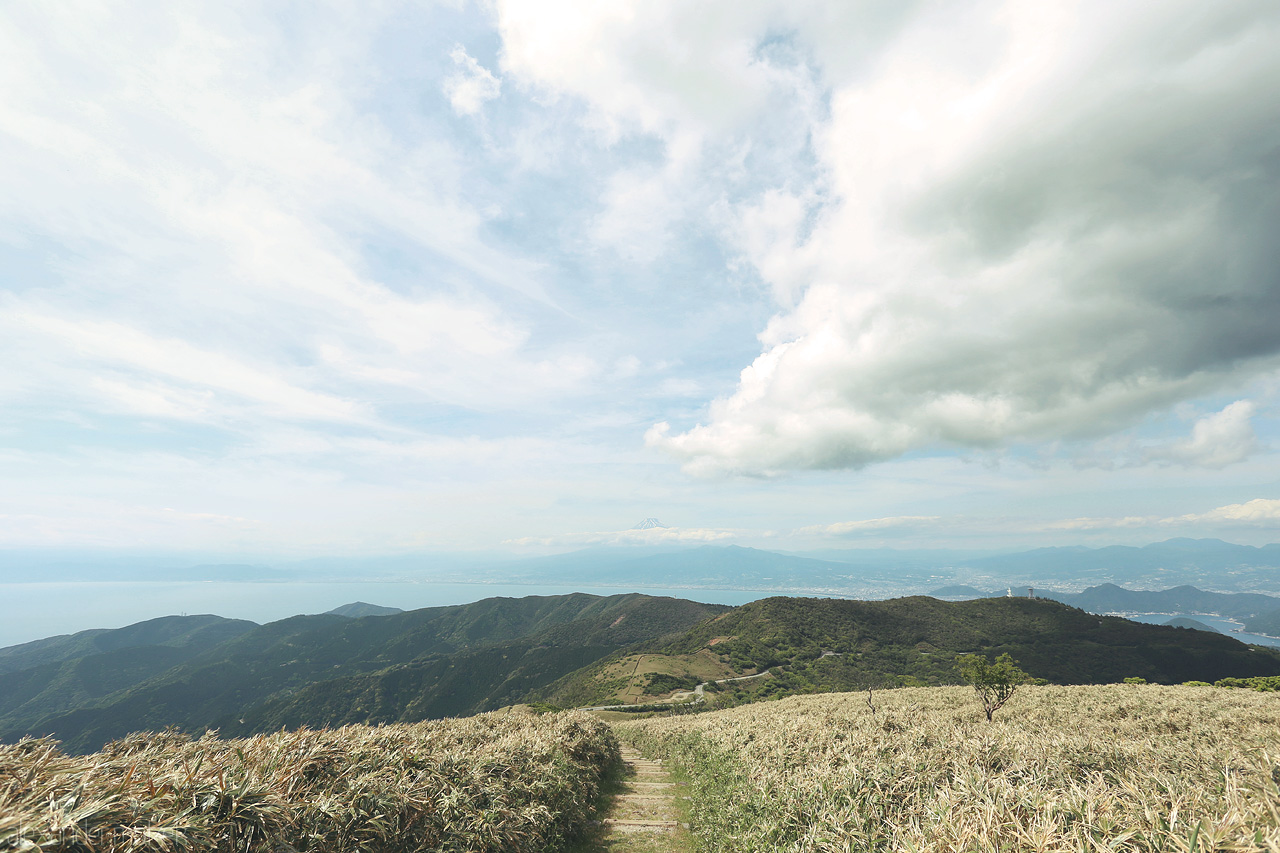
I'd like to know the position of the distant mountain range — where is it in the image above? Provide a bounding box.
[478,538,1280,595]
[1044,584,1280,621]
[496,544,868,590]
[5,587,1280,754]
[958,539,1280,590]
[8,538,1280,595]
[927,582,1280,627]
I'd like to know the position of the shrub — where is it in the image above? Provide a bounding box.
[956,652,1028,721]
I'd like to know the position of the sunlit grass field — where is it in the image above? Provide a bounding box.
[1,709,617,853]
[620,685,1280,852]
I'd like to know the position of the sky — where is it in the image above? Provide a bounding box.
[2,0,1279,559]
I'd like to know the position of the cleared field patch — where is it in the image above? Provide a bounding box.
[594,650,740,704]
[620,684,1280,852]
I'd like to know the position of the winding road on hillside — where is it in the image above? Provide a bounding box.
[578,669,773,712]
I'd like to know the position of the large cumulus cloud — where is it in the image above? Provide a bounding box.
[573,1,1280,475]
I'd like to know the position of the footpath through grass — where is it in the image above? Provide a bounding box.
[619,684,1280,852]
[568,741,693,853]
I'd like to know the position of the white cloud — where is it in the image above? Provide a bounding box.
[622,1,1280,475]
[506,525,739,547]
[1145,401,1259,469]
[444,45,502,116]
[1049,498,1280,532]
[798,515,941,536]
[1176,498,1280,526]
[496,0,833,261]
[1046,515,1162,532]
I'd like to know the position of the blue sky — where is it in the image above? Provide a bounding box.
[2,0,1279,558]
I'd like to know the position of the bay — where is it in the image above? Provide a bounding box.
[0,581,778,649]
[1125,612,1280,649]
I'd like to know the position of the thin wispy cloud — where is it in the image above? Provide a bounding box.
[444,45,502,116]
[1048,499,1280,533]
[798,517,943,537]
[506,526,740,548]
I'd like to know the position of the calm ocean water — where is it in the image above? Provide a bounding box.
[1125,612,1280,649]
[0,582,777,649]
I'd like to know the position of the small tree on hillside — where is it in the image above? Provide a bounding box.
[956,653,1028,722]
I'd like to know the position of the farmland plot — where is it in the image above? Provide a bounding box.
[621,685,1280,852]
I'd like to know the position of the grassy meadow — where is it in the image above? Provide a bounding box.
[620,685,1280,852]
[1,709,618,853]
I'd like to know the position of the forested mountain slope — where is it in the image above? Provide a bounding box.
[226,595,721,734]
[2,593,726,752]
[0,615,258,736]
[0,614,256,675]
[542,596,1280,707]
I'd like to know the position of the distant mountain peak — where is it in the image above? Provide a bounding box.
[326,602,404,619]
[631,518,668,530]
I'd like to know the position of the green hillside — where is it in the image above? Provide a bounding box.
[542,595,1280,706]
[0,614,256,675]
[1243,608,1280,637]
[3,593,726,752]
[225,593,726,734]
[1164,616,1221,633]
[326,601,404,617]
[8,592,1280,755]
[0,615,258,735]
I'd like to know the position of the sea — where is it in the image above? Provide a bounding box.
[0,581,777,649]
[1124,612,1280,649]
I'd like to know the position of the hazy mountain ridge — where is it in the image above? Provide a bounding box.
[6,537,1280,594]
[1164,617,1220,633]
[1041,584,1280,621]
[0,614,256,675]
[961,539,1280,592]
[496,544,863,590]
[326,602,405,618]
[926,582,1280,632]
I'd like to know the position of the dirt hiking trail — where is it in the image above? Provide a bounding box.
[573,743,691,853]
